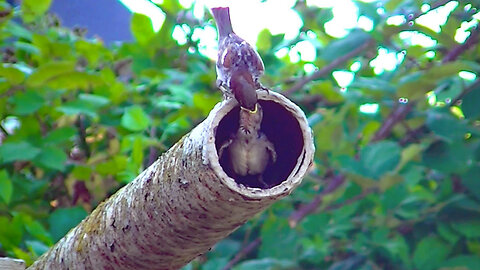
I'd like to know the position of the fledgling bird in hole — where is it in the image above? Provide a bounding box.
[218,104,277,188]
[211,7,266,112]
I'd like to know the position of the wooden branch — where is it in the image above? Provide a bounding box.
[442,25,480,63]
[221,237,261,270]
[289,174,345,227]
[284,39,374,96]
[371,102,415,142]
[0,258,25,270]
[28,91,314,270]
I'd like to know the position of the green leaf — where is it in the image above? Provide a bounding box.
[260,216,298,259]
[46,72,104,90]
[0,170,12,204]
[462,86,480,119]
[233,258,297,270]
[437,223,460,244]
[121,106,151,131]
[48,207,87,242]
[11,90,44,115]
[413,236,451,270]
[23,219,52,245]
[25,240,49,257]
[44,127,77,144]
[96,155,128,176]
[0,141,41,163]
[57,95,108,118]
[14,41,40,55]
[6,21,33,40]
[450,219,480,238]
[423,141,472,174]
[132,135,144,169]
[310,81,345,103]
[0,216,23,249]
[360,141,401,179]
[79,94,110,107]
[462,166,480,201]
[441,255,480,270]
[71,166,92,181]
[131,13,155,45]
[350,77,396,93]
[425,61,470,79]
[21,0,52,23]
[426,110,470,142]
[384,0,403,11]
[33,146,67,171]
[319,30,370,61]
[192,92,218,116]
[256,29,272,51]
[0,65,26,85]
[26,61,76,87]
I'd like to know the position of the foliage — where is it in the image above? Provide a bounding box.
[0,0,479,269]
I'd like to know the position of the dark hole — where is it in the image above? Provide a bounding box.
[215,100,304,188]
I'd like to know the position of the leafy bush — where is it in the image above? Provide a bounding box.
[1,0,480,269]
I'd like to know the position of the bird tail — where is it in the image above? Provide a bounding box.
[211,7,234,38]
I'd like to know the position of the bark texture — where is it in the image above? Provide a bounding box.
[0,257,26,270]
[28,91,314,270]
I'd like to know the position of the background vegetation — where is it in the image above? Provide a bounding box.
[0,0,479,269]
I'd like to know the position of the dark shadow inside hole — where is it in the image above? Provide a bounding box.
[215,100,304,188]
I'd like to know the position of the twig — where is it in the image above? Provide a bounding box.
[0,124,8,137]
[451,78,480,106]
[284,39,374,95]
[289,174,345,227]
[285,0,477,229]
[221,237,261,270]
[323,188,377,212]
[371,102,415,142]
[75,114,91,158]
[372,24,479,142]
[442,25,480,63]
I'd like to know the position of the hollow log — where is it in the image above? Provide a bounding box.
[28,91,314,270]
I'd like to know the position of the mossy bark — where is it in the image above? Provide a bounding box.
[28,91,314,270]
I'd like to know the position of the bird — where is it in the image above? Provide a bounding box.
[218,104,277,188]
[211,7,265,112]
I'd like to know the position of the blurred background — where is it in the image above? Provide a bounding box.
[0,0,479,269]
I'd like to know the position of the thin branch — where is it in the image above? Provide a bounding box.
[442,25,480,63]
[0,124,8,137]
[285,0,476,229]
[284,39,374,96]
[323,188,377,212]
[75,114,91,158]
[371,102,415,142]
[451,79,480,105]
[289,174,345,227]
[372,24,480,142]
[221,237,262,270]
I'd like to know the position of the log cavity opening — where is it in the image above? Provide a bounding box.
[215,100,304,188]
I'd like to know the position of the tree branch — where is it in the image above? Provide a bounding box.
[442,25,480,63]
[371,102,415,142]
[289,174,345,227]
[75,114,91,158]
[287,6,478,226]
[221,237,261,270]
[284,39,374,96]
